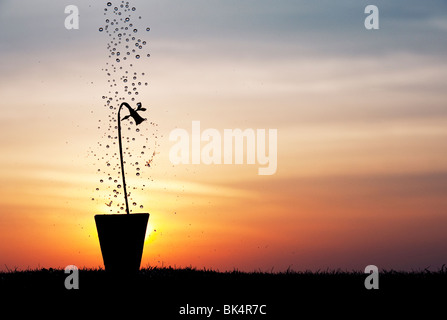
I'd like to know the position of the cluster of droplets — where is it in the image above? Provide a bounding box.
[99,1,151,64]
[91,1,161,213]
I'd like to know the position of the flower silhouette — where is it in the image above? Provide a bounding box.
[120,102,147,125]
[117,102,147,214]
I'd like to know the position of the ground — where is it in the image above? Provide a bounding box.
[0,267,445,318]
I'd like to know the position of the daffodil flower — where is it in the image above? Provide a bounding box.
[117,102,147,214]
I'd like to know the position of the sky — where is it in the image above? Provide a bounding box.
[0,0,446,272]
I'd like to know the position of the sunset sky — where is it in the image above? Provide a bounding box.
[1,0,446,272]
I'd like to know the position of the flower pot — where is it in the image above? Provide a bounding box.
[95,213,149,274]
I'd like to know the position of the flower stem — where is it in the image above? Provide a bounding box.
[118,102,130,215]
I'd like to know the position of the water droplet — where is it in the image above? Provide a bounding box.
[147,54,151,58]
[117,184,122,188]
[133,29,138,33]
[96,188,99,191]
[146,27,150,32]
[116,58,120,62]
[100,179,104,183]
[140,205,144,209]
[132,7,136,11]
[136,55,140,59]
[99,27,104,32]
[107,2,112,7]
[136,172,140,176]
[132,202,137,206]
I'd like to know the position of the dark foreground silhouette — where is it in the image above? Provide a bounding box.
[0,266,445,317]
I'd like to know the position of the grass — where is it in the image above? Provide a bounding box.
[0,266,445,317]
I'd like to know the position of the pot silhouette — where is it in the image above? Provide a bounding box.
[95,213,149,273]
